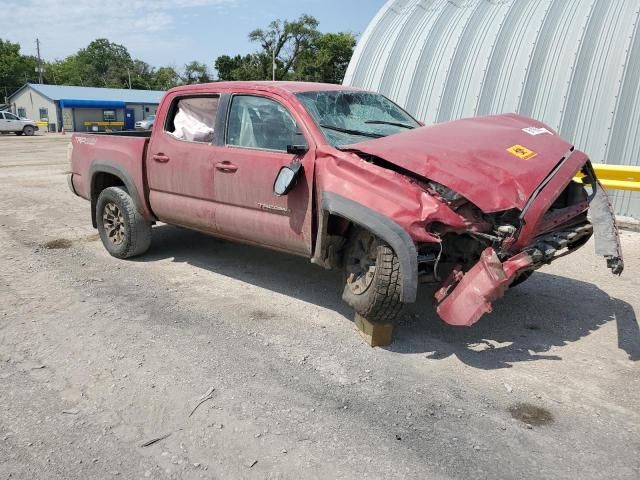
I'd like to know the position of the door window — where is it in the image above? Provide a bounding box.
[0,113,4,120]
[5,112,19,120]
[227,96,299,152]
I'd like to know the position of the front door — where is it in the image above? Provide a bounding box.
[146,93,221,232]
[0,112,20,132]
[213,94,314,256]
[125,109,135,130]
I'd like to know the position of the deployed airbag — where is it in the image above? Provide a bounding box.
[171,98,217,143]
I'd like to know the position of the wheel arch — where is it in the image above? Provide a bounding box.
[314,192,418,303]
[89,162,144,228]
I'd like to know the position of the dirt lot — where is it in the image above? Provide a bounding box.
[0,134,638,479]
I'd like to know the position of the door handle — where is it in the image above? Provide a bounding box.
[152,153,170,163]
[215,161,238,173]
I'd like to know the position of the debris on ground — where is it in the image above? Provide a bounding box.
[189,386,215,417]
[140,432,172,448]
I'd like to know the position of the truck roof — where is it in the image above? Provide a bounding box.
[167,81,363,96]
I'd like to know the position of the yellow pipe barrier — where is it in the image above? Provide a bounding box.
[574,164,640,192]
[83,121,124,127]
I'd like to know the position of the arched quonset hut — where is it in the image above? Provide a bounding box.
[344,0,640,218]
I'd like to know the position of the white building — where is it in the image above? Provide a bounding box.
[7,83,165,133]
[344,0,640,219]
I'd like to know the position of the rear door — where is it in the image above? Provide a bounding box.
[213,93,315,256]
[146,92,222,232]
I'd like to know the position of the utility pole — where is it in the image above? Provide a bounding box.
[272,30,278,81]
[36,38,43,84]
[127,67,132,89]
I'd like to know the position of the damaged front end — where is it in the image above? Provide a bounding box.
[432,158,624,327]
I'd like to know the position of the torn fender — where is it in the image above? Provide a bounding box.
[434,248,533,327]
[320,192,419,303]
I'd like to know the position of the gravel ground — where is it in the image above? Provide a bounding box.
[0,134,638,479]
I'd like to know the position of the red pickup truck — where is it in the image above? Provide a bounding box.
[68,81,623,327]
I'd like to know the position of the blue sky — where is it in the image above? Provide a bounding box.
[5,0,386,74]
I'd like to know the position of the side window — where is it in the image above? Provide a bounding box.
[5,112,19,120]
[165,96,219,143]
[227,95,299,151]
[0,113,4,120]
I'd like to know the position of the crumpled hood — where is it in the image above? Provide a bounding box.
[344,114,578,213]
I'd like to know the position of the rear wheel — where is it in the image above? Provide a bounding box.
[23,125,35,136]
[96,186,151,259]
[342,228,403,324]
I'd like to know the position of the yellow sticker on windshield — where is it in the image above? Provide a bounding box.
[507,144,537,160]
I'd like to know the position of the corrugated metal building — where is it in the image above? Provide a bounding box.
[8,84,164,133]
[344,0,640,218]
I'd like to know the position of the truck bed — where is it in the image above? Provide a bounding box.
[69,132,151,220]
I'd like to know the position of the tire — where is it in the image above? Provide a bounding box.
[23,126,35,136]
[15,131,23,136]
[96,186,151,259]
[342,228,403,324]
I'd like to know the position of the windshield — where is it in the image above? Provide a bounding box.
[296,90,420,147]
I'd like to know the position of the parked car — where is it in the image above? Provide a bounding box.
[67,81,623,327]
[135,115,155,130]
[0,111,38,135]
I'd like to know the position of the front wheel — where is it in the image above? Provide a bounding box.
[96,186,151,259]
[23,125,35,136]
[342,228,403,324]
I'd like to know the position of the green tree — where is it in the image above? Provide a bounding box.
[45,39,133,88]
[248,14,320,80]
[213,15,356,84]
[76,38,133,87]
[182,61,211,84]
[215,54,267,81]
[128,59,155,89]
[0,39,38,96]
[294,32,356,84]
[46,55,87,86]
[152,66,181,90]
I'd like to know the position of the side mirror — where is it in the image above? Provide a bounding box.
[274,160,303,196]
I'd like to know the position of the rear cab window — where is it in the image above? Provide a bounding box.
[165,95,220,143]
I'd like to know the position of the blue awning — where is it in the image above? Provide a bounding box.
[58,99,126,109]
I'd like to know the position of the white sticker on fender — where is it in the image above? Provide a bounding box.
[522,126,553,136]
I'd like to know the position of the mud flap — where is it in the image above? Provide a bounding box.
[589,178,624,275]
[434,248,532,327]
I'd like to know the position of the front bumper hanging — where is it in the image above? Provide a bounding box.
[433,162,623,327]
